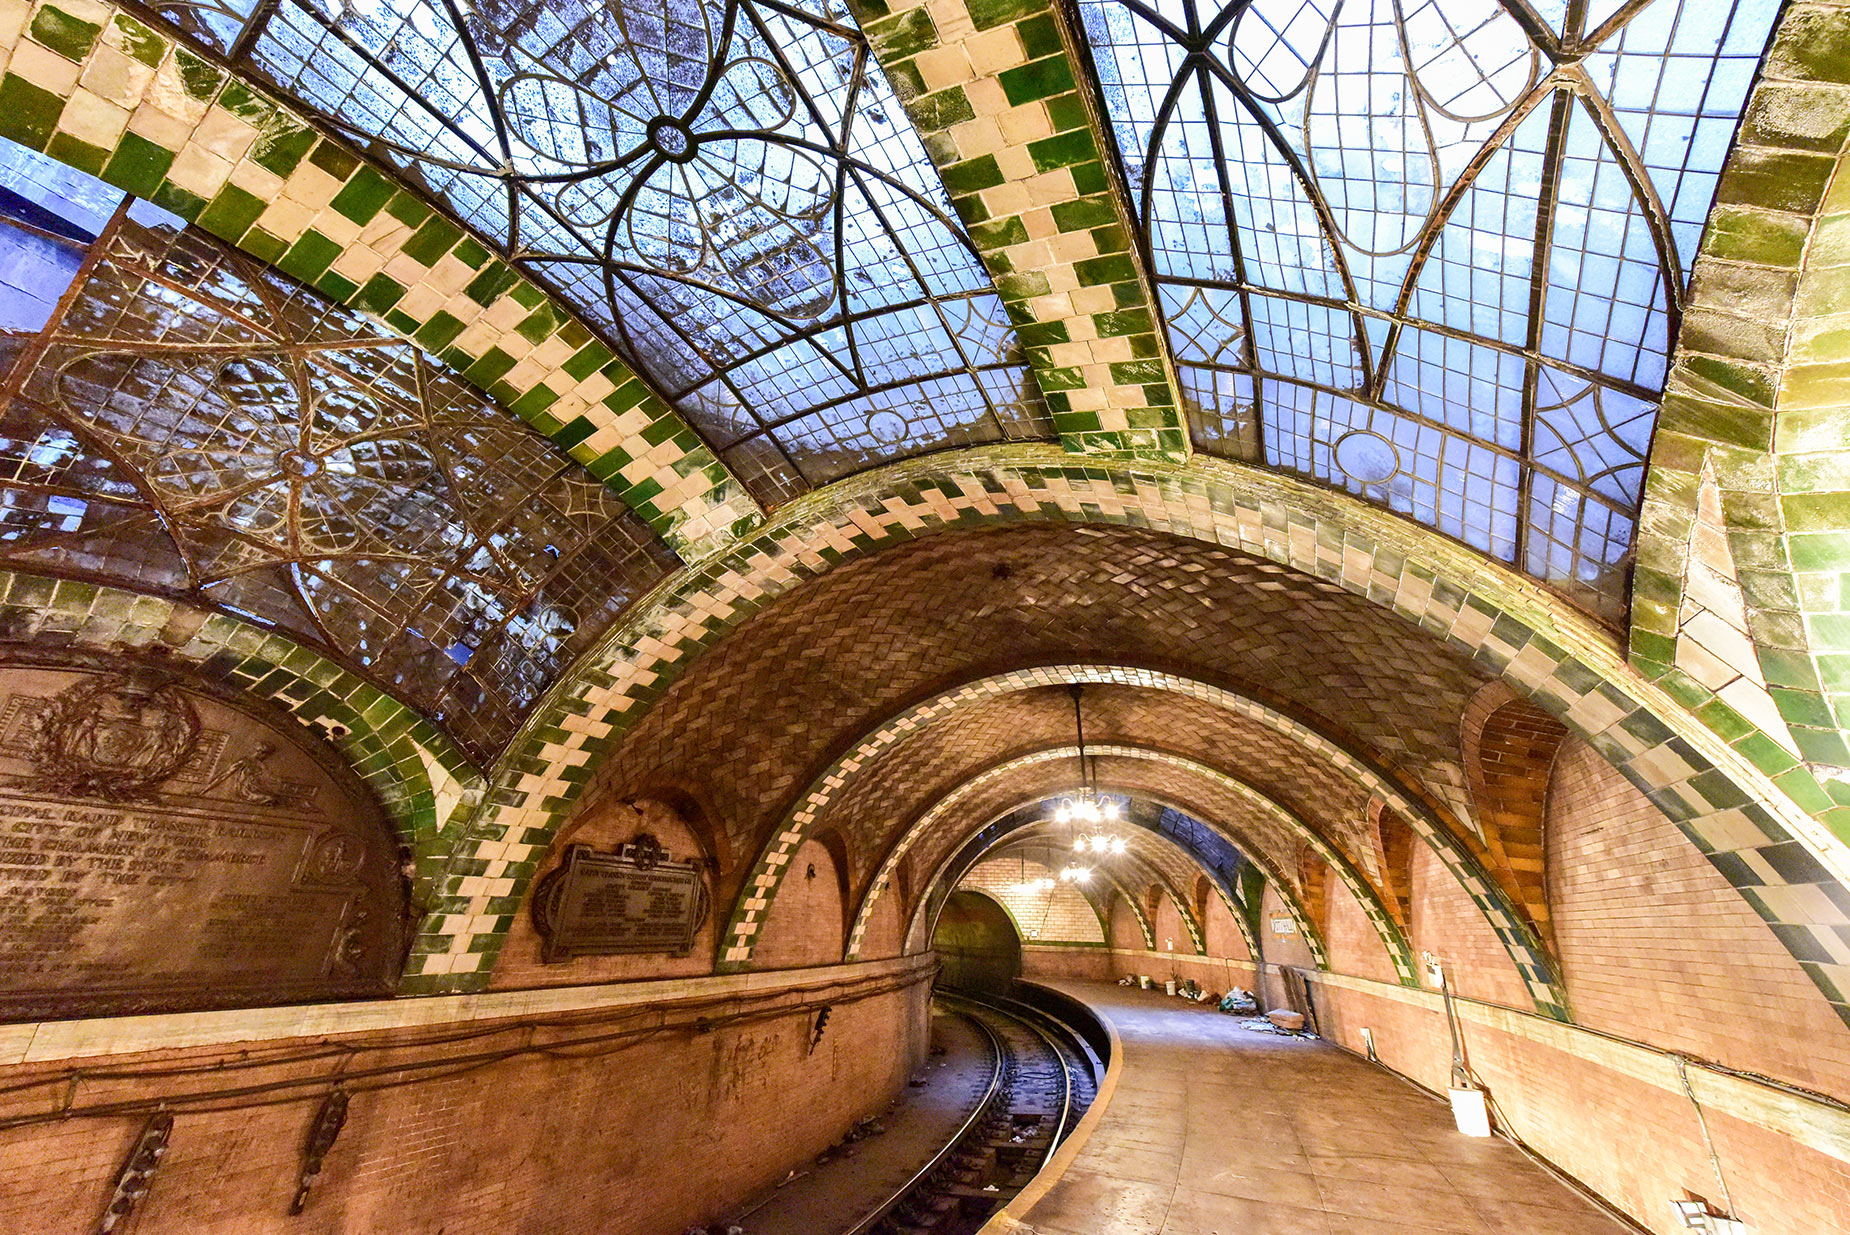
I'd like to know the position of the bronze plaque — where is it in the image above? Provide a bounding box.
[0,653,404,1020]
[532,840,709,962]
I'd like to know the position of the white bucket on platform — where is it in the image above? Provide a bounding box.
[1448,1086,1491,1137]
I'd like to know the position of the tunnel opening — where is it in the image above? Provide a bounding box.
[931,890,1023,994]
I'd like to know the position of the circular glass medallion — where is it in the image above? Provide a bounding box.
[1334,430,1399,485]
[276,449,322,479]
[866,410,908,444]
[647,117,696,162]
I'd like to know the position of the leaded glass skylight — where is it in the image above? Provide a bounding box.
[0,139,676,763]
[145,0,1052,505]
[1077,0,1778,621]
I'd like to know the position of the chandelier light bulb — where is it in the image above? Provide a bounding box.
[1104,800,1120,821]
[1111,837,1127,855]
[1055,804,1071,824]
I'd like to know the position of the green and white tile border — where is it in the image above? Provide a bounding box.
[794,736,1413,992]
[710,664,1547,1010]
[0,570,483,898]
[1636,0,1850,789]
[851,0,1190,460]
[436,444,1850,1022]
[0,0,759,554]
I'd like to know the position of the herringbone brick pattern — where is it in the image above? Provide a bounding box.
[588,524,1488,893]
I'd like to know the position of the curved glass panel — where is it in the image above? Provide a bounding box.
[149,0,1051,505]
[1078,0,1779,621]
[0,139,676,763]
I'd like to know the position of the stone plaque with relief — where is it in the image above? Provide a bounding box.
[0,651,405,1020]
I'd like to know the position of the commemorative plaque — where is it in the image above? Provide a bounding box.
[0,652,405,1020]
[531,835,710,962]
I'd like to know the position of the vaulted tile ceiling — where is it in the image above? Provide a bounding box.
[1078,0,1779,618]
[0,0,1784,758]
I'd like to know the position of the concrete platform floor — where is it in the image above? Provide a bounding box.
[1010,981,1632,1235]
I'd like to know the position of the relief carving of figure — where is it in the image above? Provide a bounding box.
[201,741,310,807]
[28,667,200,800]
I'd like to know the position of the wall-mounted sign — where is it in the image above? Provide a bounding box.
[531,836,709,962]
[0,653,403,1020]
[1270,916,1297,936]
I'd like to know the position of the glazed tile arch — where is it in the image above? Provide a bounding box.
[845,742,1418,986]
[892,768,1284,964]
[715,666,1542,1003]
[439,446,1850,1014]
[1001,824,1211,955]
[1632,0,1850,800]
[0,570,484,893]
[912,784,1324,968]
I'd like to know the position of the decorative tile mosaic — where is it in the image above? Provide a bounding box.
[849,0,1190,461]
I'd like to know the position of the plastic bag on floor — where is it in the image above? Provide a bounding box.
[1218,987,1257,1014]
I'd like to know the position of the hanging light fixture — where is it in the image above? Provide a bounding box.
[1049,684,1125,861]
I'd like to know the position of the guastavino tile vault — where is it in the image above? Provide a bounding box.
[0,0,1842,1230]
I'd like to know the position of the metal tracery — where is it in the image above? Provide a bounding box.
[0,141,676,763]
[1076,0,1778,621]
[141,0,1053,505]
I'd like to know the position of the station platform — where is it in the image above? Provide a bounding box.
[992,980,1630,1235]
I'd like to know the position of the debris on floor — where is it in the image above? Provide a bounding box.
[1217,988,1258,1015]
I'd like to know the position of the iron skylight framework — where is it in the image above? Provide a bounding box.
[140,0,1052,505]
[0,141,676,763]
[1076,0,1778,621]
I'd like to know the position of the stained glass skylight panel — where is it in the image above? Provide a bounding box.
[1078,0,1780,622]
[0,141,677,763]
[144,0,1051,505]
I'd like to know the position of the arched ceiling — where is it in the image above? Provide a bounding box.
[585,519,1499,863]
[1073,0,1782,618]
[134,0,1056,504]
[0,0,1842,1024]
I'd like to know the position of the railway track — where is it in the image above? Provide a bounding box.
[844,987,1103,1235]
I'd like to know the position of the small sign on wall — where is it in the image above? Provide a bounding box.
[1270,916,1297,936]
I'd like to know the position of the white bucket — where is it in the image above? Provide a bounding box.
[1448,1086,1491,1137]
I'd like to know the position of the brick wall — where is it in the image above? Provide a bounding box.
[492,798,715,989]
[1201,894,1251,963]
[1547,735,1850,1094]
[1324,876,1399,984]
[1407,840,1531,1006]
[1289,730,1850,1234]
[753,837,847,968]
[0,970,930,1235]
[1309,978,1850,1235]
[958,859,1105,943]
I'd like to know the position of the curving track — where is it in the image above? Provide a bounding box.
[846,989,1101,1235]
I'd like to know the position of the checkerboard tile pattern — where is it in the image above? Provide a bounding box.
[850,0,1189,460]
[1635,0,1850,805]
[0,569,483,892]
[412,445,1850,1025]
[880,748,1306,954]
[828,738,1414,993]
[0,0,758,554]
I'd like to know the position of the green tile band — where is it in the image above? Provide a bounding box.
[850,0,1192,461]
[0,0,760,556]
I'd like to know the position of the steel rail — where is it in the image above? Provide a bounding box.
[838,1002,1008,1235]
